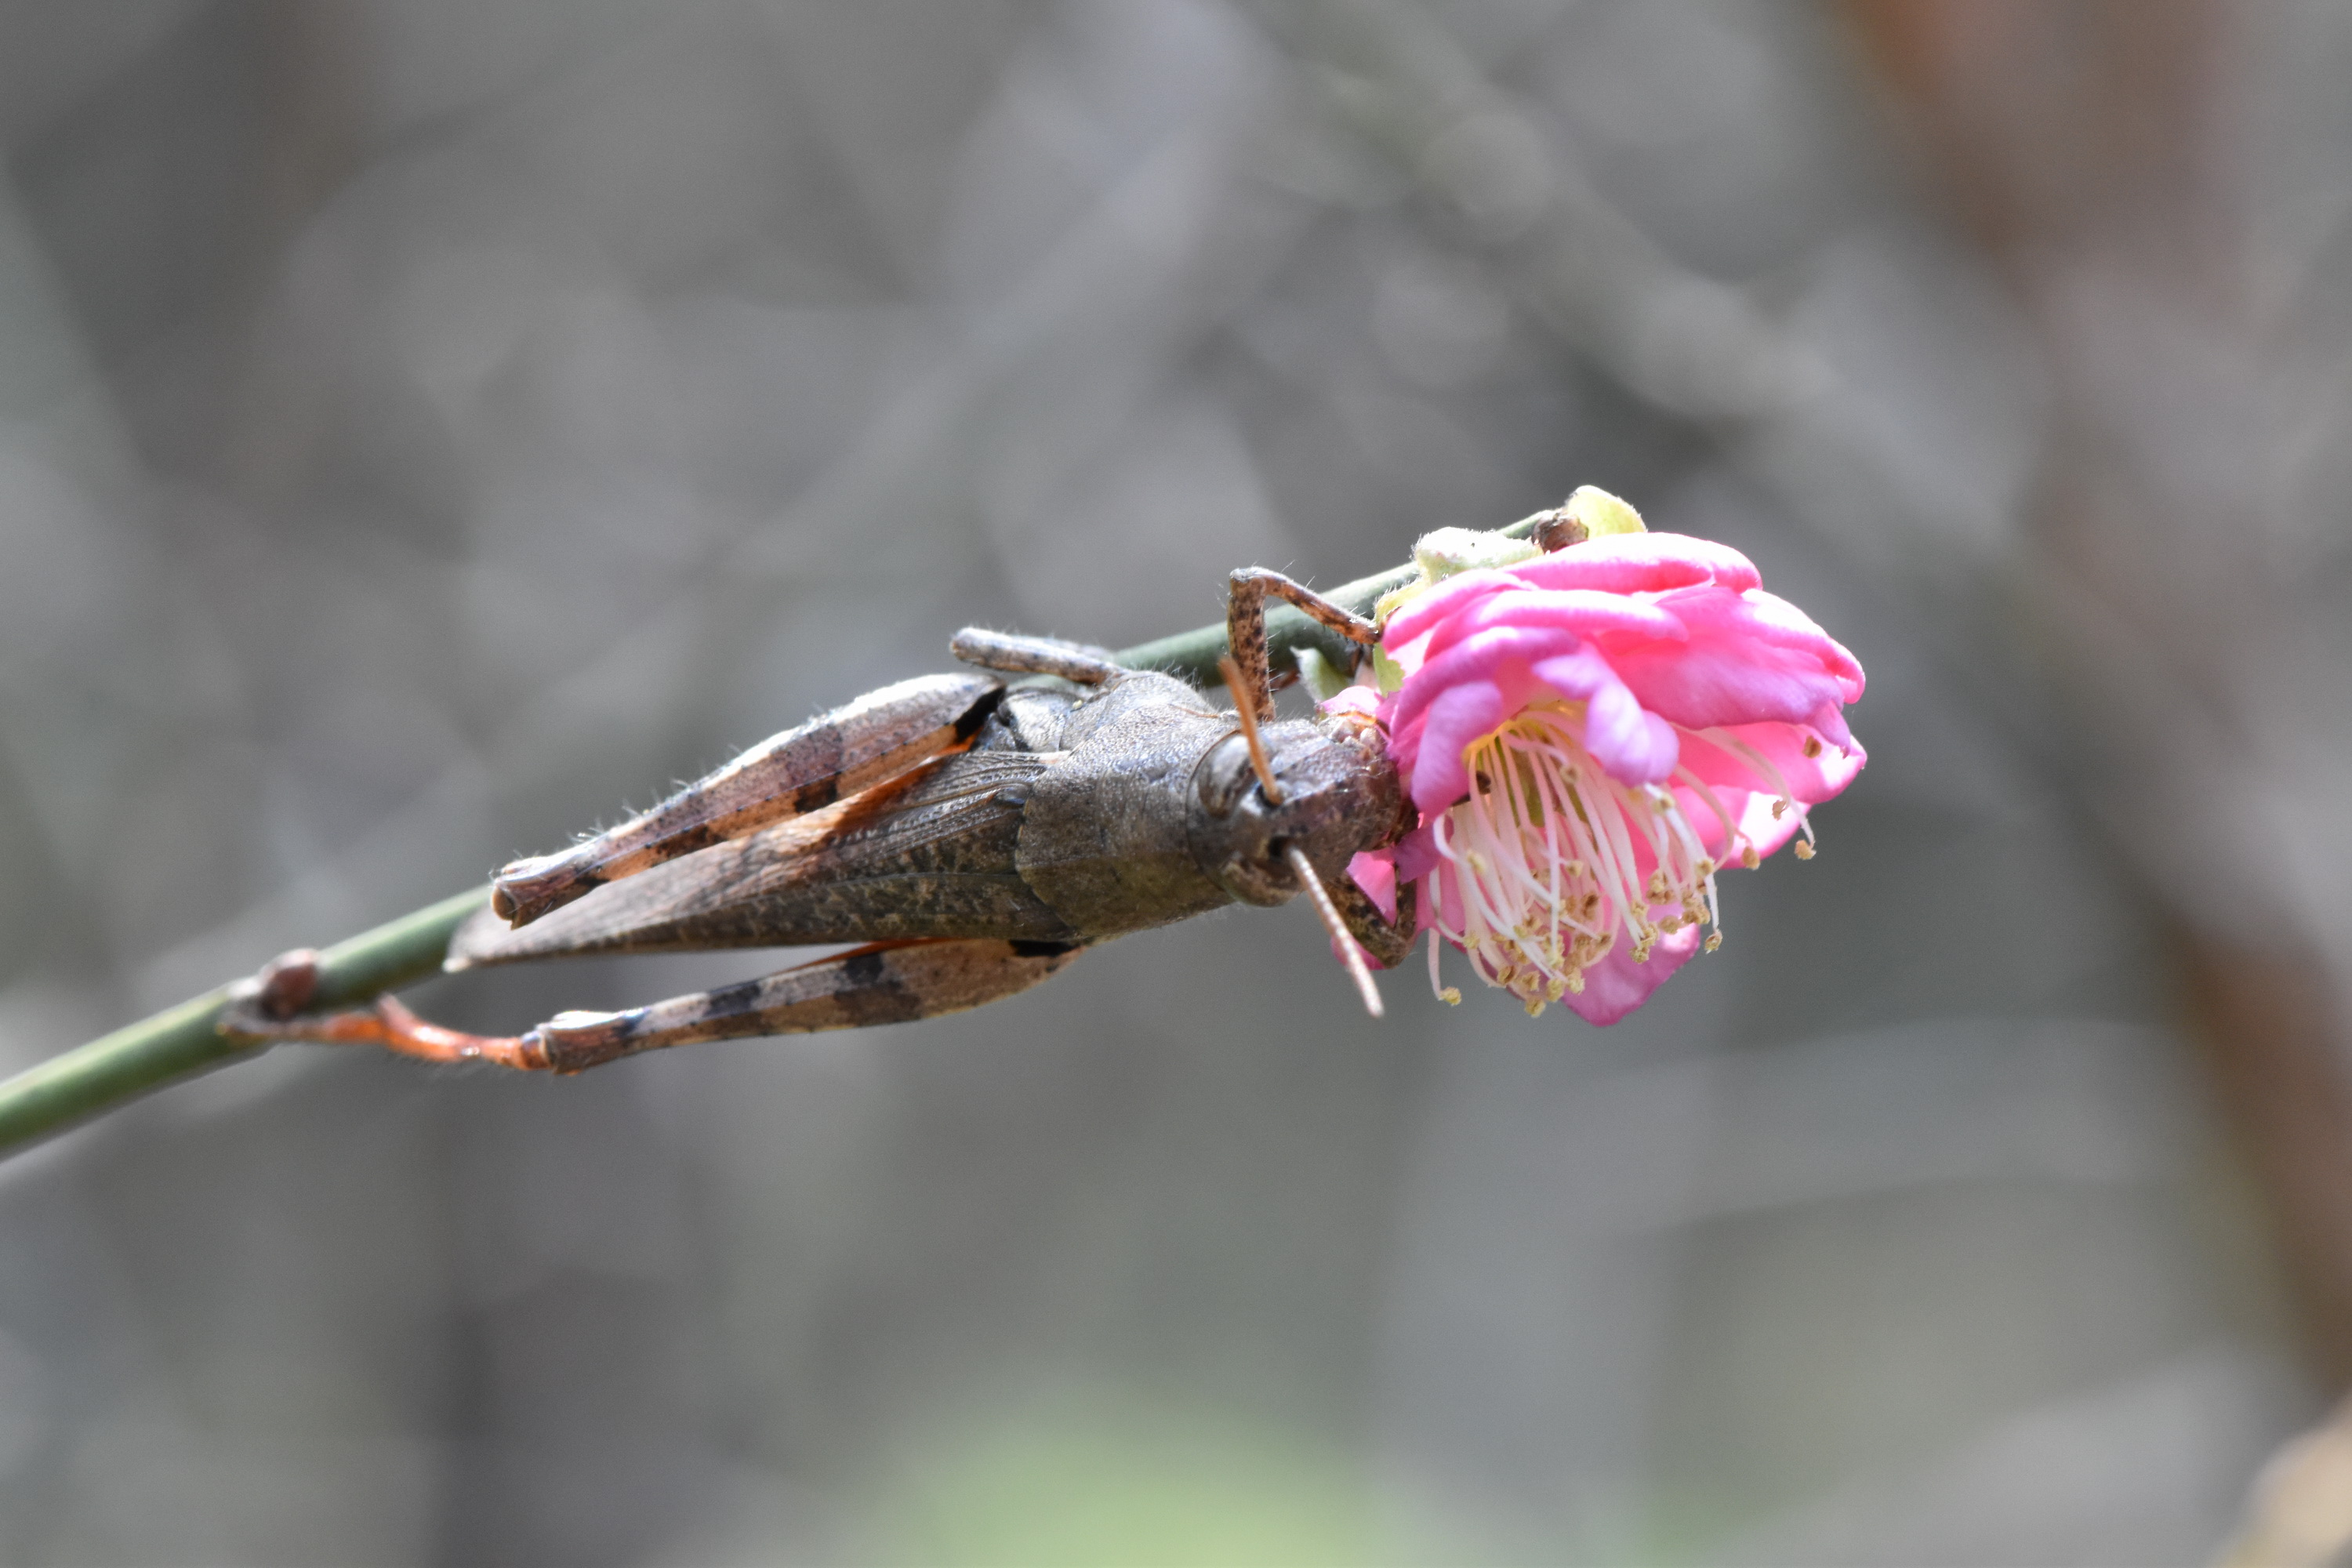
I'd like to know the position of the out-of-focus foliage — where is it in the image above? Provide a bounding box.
[0,1,2346,1563]
[860,1396,1395,1566]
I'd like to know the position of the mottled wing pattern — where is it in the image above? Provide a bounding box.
[490,673,1004,926]
[450,748,1071,967]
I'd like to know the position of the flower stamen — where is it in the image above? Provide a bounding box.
[1428,927,1461,1006]
[1423,705,1727,1011]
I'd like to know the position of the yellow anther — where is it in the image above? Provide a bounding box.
[1704,931,1722,953]
[1793,839,1814,860]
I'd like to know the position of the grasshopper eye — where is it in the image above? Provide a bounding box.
[1197,734,1258,817]
[1197,726,1287,818]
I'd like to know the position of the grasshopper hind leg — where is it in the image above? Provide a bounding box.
[224,939,1085,1074]
[532,938,1084,1070]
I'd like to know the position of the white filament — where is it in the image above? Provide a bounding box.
[1425,705,1734,1016]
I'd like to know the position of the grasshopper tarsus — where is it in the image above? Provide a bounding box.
[223,983,554,1071]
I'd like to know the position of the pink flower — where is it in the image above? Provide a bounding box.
[1344,517,1864,1025]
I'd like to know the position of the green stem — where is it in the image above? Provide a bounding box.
[0,518,1537,1159]
[0,890,489,1156]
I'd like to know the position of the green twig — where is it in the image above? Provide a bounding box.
[0,890,489,1158]
[0,521,1536,1160]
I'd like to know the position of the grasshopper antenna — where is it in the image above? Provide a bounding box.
[1218,655,1284,804]
[1220,655,1384,1018]
[1286,844,1385,1018]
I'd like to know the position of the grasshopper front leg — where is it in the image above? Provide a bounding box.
[1224,569,1381,724]
[1327,875,1419,970]
[224,939,1084,1074]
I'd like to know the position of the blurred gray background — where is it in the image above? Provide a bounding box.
[4,0,2352,1563]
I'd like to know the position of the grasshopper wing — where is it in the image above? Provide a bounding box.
[450,746,1076,967]
[490,673,1003,927]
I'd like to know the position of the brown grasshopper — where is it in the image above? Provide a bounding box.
[229,572,1421,1073]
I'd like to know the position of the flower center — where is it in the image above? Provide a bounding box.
[1428,705,1725,1016]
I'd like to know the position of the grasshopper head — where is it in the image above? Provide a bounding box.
[1189,717,1410,907]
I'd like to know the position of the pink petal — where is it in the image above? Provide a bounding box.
[1381,569,1520,646]
[1671,721,1866,859]
[1605,627,1855,733]
[1346,851,1398,924]
[1421,588,1687,662]
[1409,681,1510,812]
[1653,586,1865,697]
[1561,920,1704,1025]
[1508,533,1762,596]
[1806,699,1857,753]
[1385,624,1588,750]
[1382,627,1436,681]
[1420,860,1468,936]
[1529,648,1680,784]
[1393,824,1442,884]
[1683,720,1865,804]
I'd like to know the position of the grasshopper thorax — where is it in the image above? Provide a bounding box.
[1188,716,1410,907]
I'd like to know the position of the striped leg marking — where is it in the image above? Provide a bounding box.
[223,938,1085,1074]
[492,673,1003,927]
[529,938,1085,1071]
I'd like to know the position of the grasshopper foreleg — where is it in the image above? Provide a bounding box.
[1326,873,1419,971]
[1225,569,1381,724]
